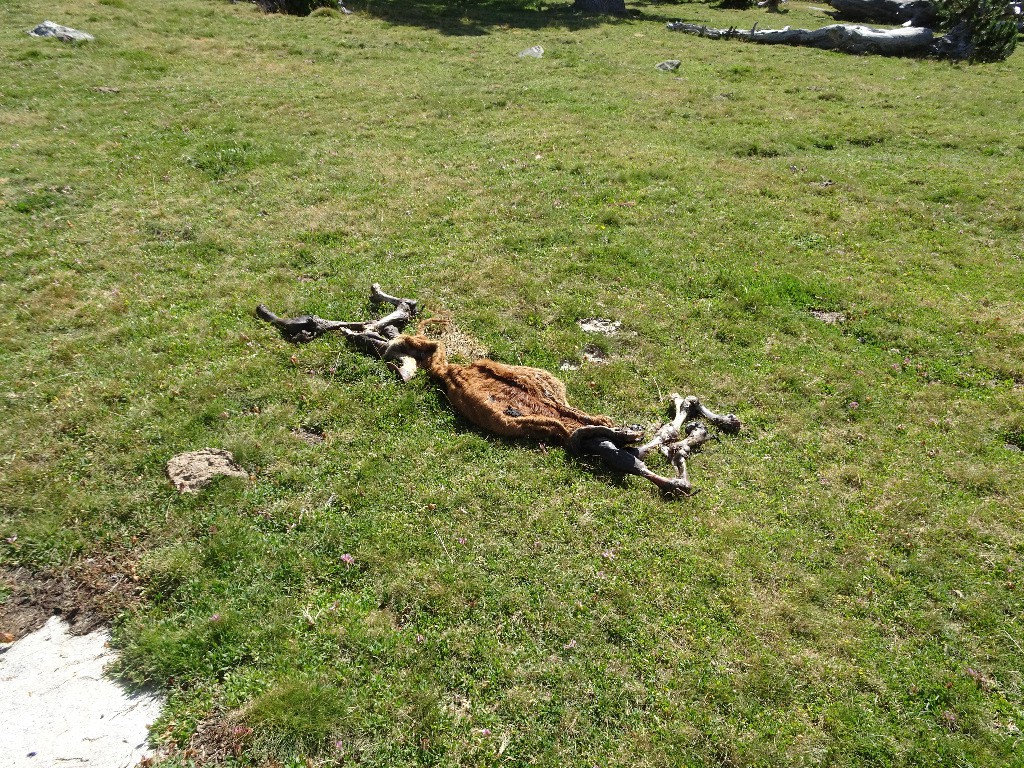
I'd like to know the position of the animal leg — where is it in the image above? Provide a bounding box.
[630,393,742,494]
[574,436,695,496]
[255,305,368,343]
[636,393,688,457]
[369,283,419,314]
[676,394,742,434]
[256,286,421,380]
[567,424,644,453]
[661,422,714,488]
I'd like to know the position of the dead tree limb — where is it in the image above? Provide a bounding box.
[255,287,742,496]
[667,20,936,54]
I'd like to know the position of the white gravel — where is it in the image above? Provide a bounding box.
[0,616,163,768]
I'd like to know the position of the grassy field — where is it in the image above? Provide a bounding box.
[1,0,1023,765]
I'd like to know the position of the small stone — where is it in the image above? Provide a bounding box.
[579,318,621,335]
[517,45,544,58]
[166,449,249,493]
[656,59,681,71]
[559,361,580,371]
[582,346,609,364]
[27,21,94,42]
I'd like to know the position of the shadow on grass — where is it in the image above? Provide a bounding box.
[347,0,671,36]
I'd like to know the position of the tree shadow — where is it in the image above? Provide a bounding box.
[347,0,653,36]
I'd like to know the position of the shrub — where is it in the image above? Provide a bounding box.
[934,0,1018,61]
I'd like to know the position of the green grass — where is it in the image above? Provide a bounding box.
[1,0,1023,765]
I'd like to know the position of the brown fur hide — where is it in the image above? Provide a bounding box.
[398,334,615,445]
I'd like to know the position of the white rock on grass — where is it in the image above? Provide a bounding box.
[0,616,163,768]
[166,448,249,493]
[518,45,544,58]
[27,21,95,42]
[579,318,621,335]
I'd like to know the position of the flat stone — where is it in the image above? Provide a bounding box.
[656,59,681,71]
[0,616,162,768]
[517,45,544,58]
[27,21,95,42]
[166,448,249,493]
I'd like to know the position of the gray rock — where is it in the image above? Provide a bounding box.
[518,45,544,58]
[656,59,682,71]
[27,21,94,42]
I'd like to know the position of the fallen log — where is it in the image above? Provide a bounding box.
[256,286,742,496]
[667,20,936,54]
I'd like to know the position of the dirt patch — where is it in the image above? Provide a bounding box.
[152,710,253,766]
[809,309,846,324]
[186,713,254,764]
[292,425,325,445]
[0,556,142,640]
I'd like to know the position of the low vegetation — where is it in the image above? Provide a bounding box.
[1,0,1022,765]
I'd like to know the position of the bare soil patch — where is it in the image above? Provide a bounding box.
[0,556,141,640]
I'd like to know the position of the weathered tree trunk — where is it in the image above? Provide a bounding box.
[827,0,936,26]
[667,20,936,54]
[573,0,627,14]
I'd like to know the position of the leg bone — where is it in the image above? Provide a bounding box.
[574,436,695,496]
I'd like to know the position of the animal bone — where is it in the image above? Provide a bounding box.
[256,284,420,381]
[256,287,742,495]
